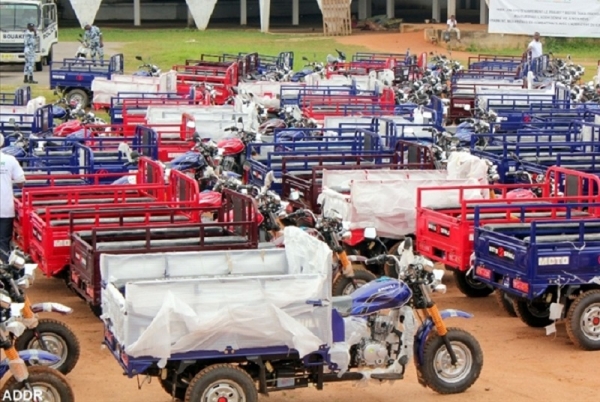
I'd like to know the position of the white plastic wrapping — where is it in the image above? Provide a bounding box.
[446,152,489,184]
[101,226,335,361]
[185,0,219,30]
[347,178,480,237]
[476,84,556,109]
[91,71,178,105]
[0,98,44,123]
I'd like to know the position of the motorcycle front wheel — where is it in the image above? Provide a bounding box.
[15,318,81,375]
[0,366,75,402]
[332,267,376,296]
[420,327,483,395]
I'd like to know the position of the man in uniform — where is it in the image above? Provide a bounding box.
[23,22,37,84]
[83,24,104,63]
[0,134,26,263]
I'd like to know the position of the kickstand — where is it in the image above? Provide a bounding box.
[136,374,152,390]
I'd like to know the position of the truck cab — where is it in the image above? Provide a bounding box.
[0,0,58,71]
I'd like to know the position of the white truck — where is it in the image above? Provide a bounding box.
[0,0,58,71]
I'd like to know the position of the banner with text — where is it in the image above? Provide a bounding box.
[488,0,600,38]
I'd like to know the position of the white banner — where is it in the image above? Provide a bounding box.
[69,0,104,28]
[488,0,600,38]
[185,0,219,30]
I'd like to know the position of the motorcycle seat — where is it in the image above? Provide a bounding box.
[332,295,353,317]
[94,235,249,251]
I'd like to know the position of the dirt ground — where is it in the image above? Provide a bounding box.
[4,31,598,402]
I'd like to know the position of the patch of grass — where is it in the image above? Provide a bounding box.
[0,28,370,101]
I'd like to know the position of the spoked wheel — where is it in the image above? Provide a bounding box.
[514,299,552,328]
[332,266,377,296]
[495,290,517,317]
[184,364,258,402]
[0,366,74,402]
[420,328,484,394]
[453,270,494,298]
[15,318,81,375]
[566,290,600,350]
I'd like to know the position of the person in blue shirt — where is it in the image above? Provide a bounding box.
[23,23,37,84]
[83,24,104,63]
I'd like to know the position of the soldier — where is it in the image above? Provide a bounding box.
[23,23,37,84]
[83,23,104,63]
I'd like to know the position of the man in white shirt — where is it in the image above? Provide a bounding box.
[0,134,26,263]
[446,15,461,41]
[527,32,543,59]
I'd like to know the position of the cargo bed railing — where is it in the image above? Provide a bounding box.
[0,86,30,106]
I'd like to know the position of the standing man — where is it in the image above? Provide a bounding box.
[446,15,461,42]
[527,32,543,59]
[83,23,104,63]
[0,134,26,263]
[23,22,37,84]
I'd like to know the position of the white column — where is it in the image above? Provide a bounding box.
[240,0,247,25]
[447,0,456,19]
[432,0,441,21]
[366,0,372,17]
[386,0,394,18]
[259,0,271,33]
[358,0,367,20]
[480,0,488,24]
[292,0,299,25]
[133,0,141,26]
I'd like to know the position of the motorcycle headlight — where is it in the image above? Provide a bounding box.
[8,251,25,269]
[0,292,12,310]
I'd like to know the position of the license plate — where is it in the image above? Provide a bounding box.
[0,54,18,61]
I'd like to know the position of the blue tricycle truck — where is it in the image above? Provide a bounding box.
[473,202,600,350]
[101,227,483,400]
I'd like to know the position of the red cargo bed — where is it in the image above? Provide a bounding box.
[415,167,600,273]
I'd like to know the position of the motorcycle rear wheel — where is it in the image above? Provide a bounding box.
[15,318,81,375]
[0,366,74,402]
[420,328,483,394]
[332,267,376,296]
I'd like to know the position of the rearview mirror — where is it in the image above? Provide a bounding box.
[289,190,300,201]
[364,227,377,239]
[463,104,471,111]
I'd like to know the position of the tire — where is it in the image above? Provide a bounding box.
[332,266,377,296]
[46,48,53,65]
[0,366,74,402]
[66,88,90,107]
[495,290,517,317]
[15,318,81,375]
[184,364,258,402]
[420,328,483,395]
[35,60,43,72]
[90,304,103,318]
[159,377,187,400]
[453,270,494,298]
[565,289,600,350]
[514,299,552,328]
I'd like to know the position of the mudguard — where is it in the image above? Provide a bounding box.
[0,350,61,377]
[413,309,473,367]
[31,302,73,315]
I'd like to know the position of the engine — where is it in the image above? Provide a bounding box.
[353,313,402,368]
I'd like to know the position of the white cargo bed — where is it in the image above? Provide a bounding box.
[101,227,333,360]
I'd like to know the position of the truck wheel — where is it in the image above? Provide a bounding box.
[514,299,552,328]
[66,89,90,107]
[0,366,74,402]
[35,60,43,71]
[159,377,187,400]
[453,270,494,298]
[495,290,517,317]
[565,289,600,350]
[332,266,377,296]
[185,364,258,402]
[420,328,483,394]
[15,318,81,375]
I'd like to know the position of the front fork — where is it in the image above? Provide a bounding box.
[425,304,458,365]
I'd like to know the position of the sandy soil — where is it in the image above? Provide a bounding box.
[2,31,598,402]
